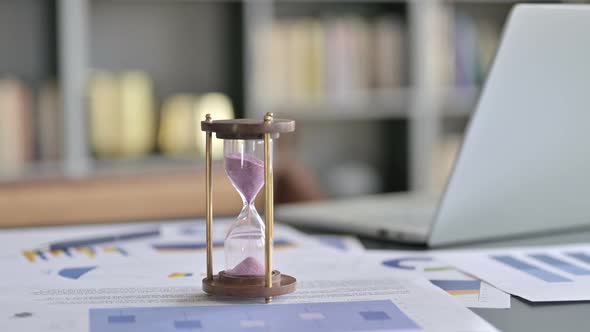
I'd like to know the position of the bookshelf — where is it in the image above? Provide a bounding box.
[0,0,582,198]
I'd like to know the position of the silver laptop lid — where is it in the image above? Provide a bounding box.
[429,4,590,246]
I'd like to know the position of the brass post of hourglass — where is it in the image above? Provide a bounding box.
[263,112,274,303]
[205,114,213,281]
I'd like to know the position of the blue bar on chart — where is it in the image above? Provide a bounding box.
[108,315,135,324]
[491,255,572,282]
[529,254,590,276]
[566,252,590,265]
[174,320,202,329]
[89,300,421,332]
[57,266,97,280]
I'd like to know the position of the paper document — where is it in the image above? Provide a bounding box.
[366,250,510,308]
[1,220,498,331]
[2,253,499,332]
[437,244,590,302]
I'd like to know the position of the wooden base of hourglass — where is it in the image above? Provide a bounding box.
[202,271,296,298]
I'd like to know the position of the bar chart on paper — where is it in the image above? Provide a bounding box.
[22,246,128,263]
[381,257,483,294]
[89,300,421,332]
[376,254,510,308]
[437,245,590,302]
[491,253,590,283]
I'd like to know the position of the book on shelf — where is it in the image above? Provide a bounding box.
[89,70,234,161]
[89,71,122,158]
[0,78,66,176]
[158,92,233,160]
[254,14,406,112]
[119,71,156,158]
[474,18,500,84]
[158,94,198,158]
[193,93,234,159]
[37,81,62,161]
[372,16,405,91]
[88,70,156,159]
[0,78,33,175]
[446,11,501,87]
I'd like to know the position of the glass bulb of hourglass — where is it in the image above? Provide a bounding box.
[224,139,268,276]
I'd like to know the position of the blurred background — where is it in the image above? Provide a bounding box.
[0,0,567,226]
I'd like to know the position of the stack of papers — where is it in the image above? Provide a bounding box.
[0,219,502,332]
[437,244,590,302]
[365,251,510,309]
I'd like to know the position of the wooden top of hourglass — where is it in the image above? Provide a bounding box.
[201,113,295,140]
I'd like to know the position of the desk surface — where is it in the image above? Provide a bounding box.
[359,229,590,332]
[3,220,588,331]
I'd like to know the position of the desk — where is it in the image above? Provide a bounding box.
[359,229,590,332]
[3,219,588,331]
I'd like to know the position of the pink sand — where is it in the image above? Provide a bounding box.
[228,256,265,276]
[225,153,265,203]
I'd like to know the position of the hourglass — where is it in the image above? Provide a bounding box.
[201,112,296,302]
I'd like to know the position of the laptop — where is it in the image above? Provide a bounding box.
[276,4,590,247]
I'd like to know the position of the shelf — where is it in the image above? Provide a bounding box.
[260,88,409,122]
[0,167,240,227]
[91,155,204,176]
[271,0,408,4]
[446,0,560,3]
[0,155,209,184]
[259,87,480,121]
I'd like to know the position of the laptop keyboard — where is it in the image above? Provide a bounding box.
[277,192,438,233]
